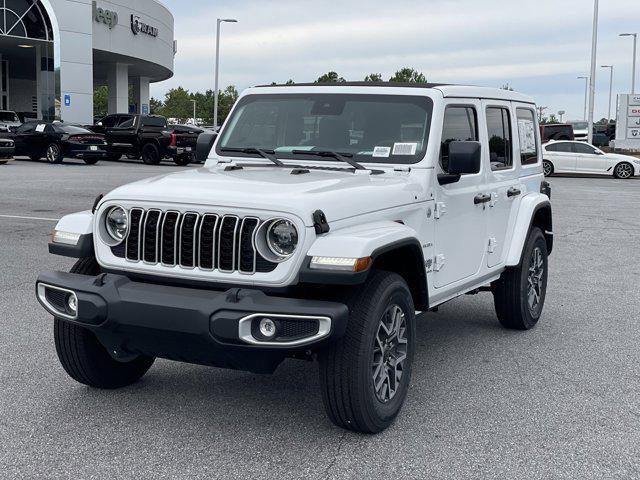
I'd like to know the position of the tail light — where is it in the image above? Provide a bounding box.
[170,133,177,147]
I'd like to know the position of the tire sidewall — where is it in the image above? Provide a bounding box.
[518,228,549,328]
[46,143,62,163]
[543,160,553,177]
[142,143,160,165]
[614,162,632,179]
[357,276,416,428]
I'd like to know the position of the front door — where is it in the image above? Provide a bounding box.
[482,101,522,268]
[433,101,488,288]
[572,142,607,173]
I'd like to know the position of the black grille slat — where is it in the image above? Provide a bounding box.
[126,209,143,261]
[45,288,67,311]
[143,210,162,263]
[198,215,219,270]
[111,208,278,274]
[239,218,259,273]
[179,213,199,268]
[161,212,180,265]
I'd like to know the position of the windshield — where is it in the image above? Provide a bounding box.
[0,111,18,122]
[53,124,92,135]
[571,122,588,130]
[217,94,433,164]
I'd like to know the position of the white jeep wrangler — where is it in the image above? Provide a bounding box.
[36,83,553,433]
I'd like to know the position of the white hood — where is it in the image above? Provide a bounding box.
[104,166,425,226]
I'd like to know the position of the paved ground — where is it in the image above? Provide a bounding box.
[1,159,639,479]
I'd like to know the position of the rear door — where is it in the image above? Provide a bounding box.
[545,141,576,172]
[107,116,136,152]
[13,122,36,155]
[482,101,521,268]
[433,101,488,288]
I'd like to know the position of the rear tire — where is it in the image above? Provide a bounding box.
[543,160,554,177]
[141,143,161,165]
[173,155,192,166]
[613,162,634,179]
[493,227,548,330]
[45,143,63,164]
[83,158,99,165]
[318,271,415,433]
[53,257,155,389]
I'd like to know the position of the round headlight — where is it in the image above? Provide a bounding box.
[266,219,298,258]
[105,206,128,242]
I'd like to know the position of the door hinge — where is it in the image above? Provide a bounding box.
[434,254,446,272]
[434,202,447,219]
[488,237,498,254]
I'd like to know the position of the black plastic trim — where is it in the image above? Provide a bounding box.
[48,234,94,258]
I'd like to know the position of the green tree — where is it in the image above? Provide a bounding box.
[364,73,383,82]
[316,71,345,83]
[158,87,193,123]
[149,97,163,114]
[93,86,108,118]
[547,114,558,124]
[389,67,427,84]
[217,85,239,126]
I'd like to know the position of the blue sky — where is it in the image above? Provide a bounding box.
[155,0,640,121]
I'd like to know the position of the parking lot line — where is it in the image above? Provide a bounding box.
[0,214,59,222]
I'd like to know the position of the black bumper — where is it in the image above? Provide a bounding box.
[35,272,349,373]
[0,146,14,158]
[69,147,107,158]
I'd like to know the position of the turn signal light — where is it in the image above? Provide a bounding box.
[51,230,81,246]
[310,256,372,272]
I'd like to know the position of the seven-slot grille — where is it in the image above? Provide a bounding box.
[111,208,277,274]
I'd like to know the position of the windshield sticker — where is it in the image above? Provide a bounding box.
[35,124,46,133]
[392,143,417,156]
[518,119,536,154]
[373,146,391,158]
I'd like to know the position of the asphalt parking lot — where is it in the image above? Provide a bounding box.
[1,158,639,479]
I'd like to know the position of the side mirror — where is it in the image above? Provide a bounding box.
[195,131,217,163]
[438,141,482,185]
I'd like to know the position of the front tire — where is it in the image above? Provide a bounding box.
[46,143,63,164]
[318,271,415,433]
[543,160,554,177]
[54,257,155,389]
[493,227,549,330]
[173,155,192,166]
[613,162,634,179]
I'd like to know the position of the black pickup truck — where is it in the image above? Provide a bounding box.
[90,114,195,166]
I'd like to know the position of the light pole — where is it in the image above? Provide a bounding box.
[214,18,238,130]
[192,99,197,125]
[601,65,614,121]
[587,0,598,145]
[578,76,589,121]
[558,110,565,123]
[619,33,637,94]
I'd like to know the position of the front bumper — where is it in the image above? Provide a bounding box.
[0,146,14,158]
[35,271,349,373]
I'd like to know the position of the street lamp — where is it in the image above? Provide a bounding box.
[191,99,197,126]
[619,33,638,94]
[601,65,614,121]
[558,110,565,122]
[214,18,238,130]
[578,76,589,121]
[586,0,598,145]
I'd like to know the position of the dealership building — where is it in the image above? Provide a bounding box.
[0,0,175,124]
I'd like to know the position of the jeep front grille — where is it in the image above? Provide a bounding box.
[111,209,277,274]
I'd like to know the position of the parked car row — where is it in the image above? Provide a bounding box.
[0,113,212,166]
[540,121,616,145]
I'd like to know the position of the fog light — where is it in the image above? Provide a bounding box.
[259,318,277,338]
[67,294,78,314]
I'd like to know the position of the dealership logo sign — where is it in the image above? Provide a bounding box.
[92,1,118,29]
[131,15,159,37]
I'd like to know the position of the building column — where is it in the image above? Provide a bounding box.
[107,63,129,114]
[131,77,150,115]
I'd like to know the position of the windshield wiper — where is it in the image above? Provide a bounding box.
[220,147,285,167]
[291,150,366,171]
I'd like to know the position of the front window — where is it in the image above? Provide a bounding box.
[217,94,433,164]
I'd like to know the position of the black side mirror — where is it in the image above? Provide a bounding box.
[195,132,217,163]
[438,141,482,185]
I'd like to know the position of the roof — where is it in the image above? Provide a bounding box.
[251,82,535,104]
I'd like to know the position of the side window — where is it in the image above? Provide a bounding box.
[117,115,134,127]
[440,106,478,173]
[44,124,55,134]
[486,107,512,170]
[546,142,572,152]
[17,123,36,134]
[101,116,119,128]
[572,142,597,155]
[118,118,134,128]
[516,108,539,165]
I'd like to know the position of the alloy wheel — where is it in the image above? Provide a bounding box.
[372,304,408,403]
[543,161,552,176]
[47,145,60,163]
[527,247,545,316]
[616,163,633,179]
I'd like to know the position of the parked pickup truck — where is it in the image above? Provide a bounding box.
[37,83,553,433]
[90,114,193,166]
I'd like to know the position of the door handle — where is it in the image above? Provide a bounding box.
[507,187,522,198]
[474,194,491,205]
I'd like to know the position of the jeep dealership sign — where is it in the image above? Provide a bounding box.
[93,1,118,29]
[131,15,159,37]
[614,94,640,151]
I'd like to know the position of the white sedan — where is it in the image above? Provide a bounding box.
[542,141,640,179]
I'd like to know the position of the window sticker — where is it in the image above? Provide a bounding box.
[517,119,536,154]
[373,146,391,158]
[35,124,46,133]
[392,142,418,156]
